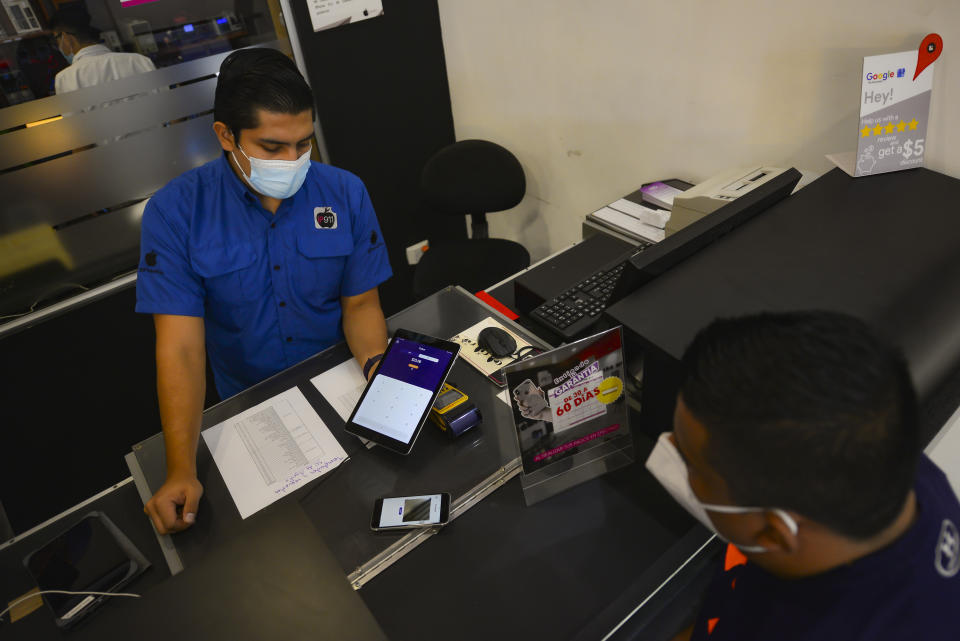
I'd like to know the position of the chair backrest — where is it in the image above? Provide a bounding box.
[420,139,525,217]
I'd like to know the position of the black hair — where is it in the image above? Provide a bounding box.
[50,5,99,44]
[213,48,314,140]
[680,310,919,540]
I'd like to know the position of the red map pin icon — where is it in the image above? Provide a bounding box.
[914,33,942,80]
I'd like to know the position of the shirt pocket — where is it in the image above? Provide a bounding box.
[295,232,353,303]
[191,241,264,304]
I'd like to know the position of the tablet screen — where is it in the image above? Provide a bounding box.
[351,335,456,446]
[24,513,140,624]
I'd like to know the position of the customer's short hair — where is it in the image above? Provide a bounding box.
[214,48,314,138]
[680,310,919,540]
[50,4,99,43]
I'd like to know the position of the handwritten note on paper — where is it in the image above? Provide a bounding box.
[202,387,347,519]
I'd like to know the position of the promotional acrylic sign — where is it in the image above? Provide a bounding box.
[831,34,942,177]
[504,326,631,481]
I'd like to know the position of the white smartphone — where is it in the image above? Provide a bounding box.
[370,493,451,531]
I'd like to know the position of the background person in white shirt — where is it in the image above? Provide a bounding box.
[52,7,155,94]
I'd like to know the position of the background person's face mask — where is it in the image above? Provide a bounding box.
[233,144,311,200]
[645,431,798,553]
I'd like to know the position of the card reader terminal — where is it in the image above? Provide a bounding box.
[429,383,482,437]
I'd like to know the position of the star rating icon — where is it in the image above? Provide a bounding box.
[863,120,921,137]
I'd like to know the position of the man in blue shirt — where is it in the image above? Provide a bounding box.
[645,311,959,640]
[137,49,392,535]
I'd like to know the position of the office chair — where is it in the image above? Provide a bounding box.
[413,139,530,299]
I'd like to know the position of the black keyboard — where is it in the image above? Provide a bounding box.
[529,262,627,338]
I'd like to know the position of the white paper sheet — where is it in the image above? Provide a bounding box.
[306,0,383,32]
[608,198,670,228]
[590,207,665,242]
[202,387,347,519]
[310,358,367,422]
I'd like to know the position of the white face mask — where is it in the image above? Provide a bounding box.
[232,144,311,200]
[645,432,798,554]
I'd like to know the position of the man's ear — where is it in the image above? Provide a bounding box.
[212,121,236,153]
[62,33,78,56]
[755,510,801,554]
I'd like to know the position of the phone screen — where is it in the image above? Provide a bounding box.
[352,337,455,444]
[375,494,447,529]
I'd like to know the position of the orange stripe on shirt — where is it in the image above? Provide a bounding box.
[724,543,748,571]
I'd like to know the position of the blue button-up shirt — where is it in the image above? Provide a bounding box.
[135,155,392,399]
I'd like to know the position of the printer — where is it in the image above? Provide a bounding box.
[668,166,789,236]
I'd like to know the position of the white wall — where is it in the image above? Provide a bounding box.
[437,0,960,261]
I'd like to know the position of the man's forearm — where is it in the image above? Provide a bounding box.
[156,344,206,477]
[342,293,388,372]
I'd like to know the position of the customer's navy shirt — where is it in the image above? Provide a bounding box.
[136,155,392,399]
[691,455,960,640]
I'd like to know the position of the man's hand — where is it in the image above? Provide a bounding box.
[144,472,203,535]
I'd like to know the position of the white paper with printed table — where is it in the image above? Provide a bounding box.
[202,387,347,519]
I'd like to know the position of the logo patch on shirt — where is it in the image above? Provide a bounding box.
[314,206,337,229]
[935,519,960,578]
[139,250,163,274]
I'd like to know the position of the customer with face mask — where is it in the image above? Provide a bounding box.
[137,48,391,535]
[647,310,960,640]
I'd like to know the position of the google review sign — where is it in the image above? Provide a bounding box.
[854,34,941,177]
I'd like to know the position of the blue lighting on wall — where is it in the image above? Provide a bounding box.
[183,24,194,33]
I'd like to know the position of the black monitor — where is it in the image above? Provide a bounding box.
[608,168,803,303]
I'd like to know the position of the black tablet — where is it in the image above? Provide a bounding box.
[22,511,150,629]
[345,329,460,454]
